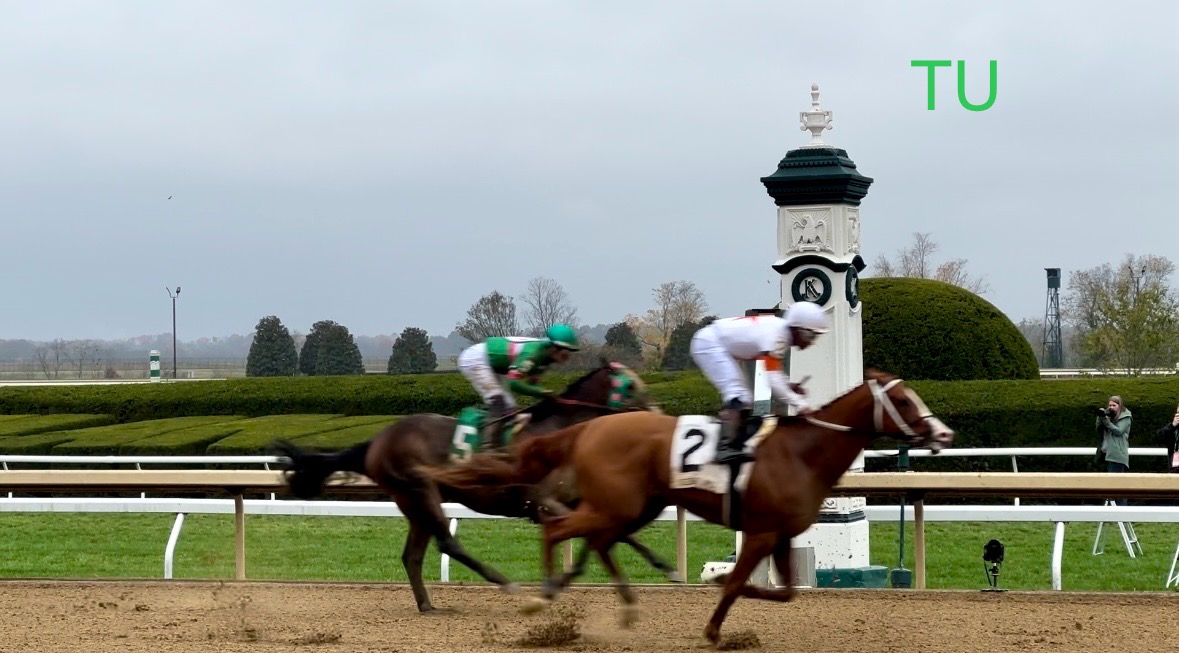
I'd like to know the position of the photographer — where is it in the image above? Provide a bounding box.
[1095,395,1132,505]
[1156,403,1179,473]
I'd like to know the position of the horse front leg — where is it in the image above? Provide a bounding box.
[736,534,797,602]
[540,478,681,584]
[593,535,640,628]
[521,505,615,615]
[703,531,777,646]
[620,533,684,583]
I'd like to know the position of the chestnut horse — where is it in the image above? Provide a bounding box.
[421,369,955,644]
[271,360,681,614]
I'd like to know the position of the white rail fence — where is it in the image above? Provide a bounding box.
[1,448,1177,590]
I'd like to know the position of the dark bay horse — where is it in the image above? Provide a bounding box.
[272,360,681,613]
[421,369,955,644]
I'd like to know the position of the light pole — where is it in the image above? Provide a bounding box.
[166,286,181,379]
[1128,264,1146,299]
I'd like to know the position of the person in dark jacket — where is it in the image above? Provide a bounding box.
[1157,403,1179,473]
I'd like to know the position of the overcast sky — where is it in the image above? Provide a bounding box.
[2,0,1176,342]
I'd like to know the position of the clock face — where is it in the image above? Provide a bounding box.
[791,268,832,306]
[846,267,860,308]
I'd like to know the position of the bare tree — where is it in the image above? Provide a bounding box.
[870,231,990,294]
[625,280,709,362]
[456,290,521,343]
[48,339,68,378]
[1063,253,1179,372]
[1014,317,1046,366]
[33,346,52,379]
[69,340,101,379]
[519,277,579,337]
[934,259,991,294]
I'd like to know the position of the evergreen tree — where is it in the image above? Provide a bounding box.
[661,315,717,371]
[246,315,298,377]
[314,322,365,375]
[298,320,332,376]
[605,322,642,357]
[388,327,437,374]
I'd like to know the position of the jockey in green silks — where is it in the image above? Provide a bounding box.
[456,324,581,449]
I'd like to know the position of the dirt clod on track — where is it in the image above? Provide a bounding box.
[1,580,1176,652]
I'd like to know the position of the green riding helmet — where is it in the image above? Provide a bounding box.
[545,323,581,351]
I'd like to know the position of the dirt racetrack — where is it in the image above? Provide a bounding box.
[1,580,1176,652]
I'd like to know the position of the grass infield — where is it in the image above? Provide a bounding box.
[0,513,1174,592]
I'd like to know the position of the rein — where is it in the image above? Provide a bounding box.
[550,397,646,412]
[802,378,934,436]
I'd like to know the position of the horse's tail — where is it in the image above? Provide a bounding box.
[421,421,591,491]
[270,439,371,500]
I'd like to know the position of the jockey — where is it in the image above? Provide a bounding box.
[689,301,830,464]
[456,323,581,449]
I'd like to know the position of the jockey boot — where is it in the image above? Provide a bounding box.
[713,400,754,465]
[482,396,507,451]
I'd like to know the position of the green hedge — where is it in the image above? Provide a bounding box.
[0,414,115,437]
[860,277,1040,381]
[0,373,1176,474]
[0,414,401,458]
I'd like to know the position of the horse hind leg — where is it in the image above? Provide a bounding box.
[703,531,777,646]
[418,485,520,596]
[400,517,435,612]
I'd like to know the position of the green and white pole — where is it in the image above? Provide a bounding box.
[150,350,161,383]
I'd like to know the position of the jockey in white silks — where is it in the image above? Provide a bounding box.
[689,301,831,464]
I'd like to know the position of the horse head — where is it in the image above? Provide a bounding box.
[859,369,955,453]
[548,359,653,413]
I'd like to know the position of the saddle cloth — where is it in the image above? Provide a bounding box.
[667,414,775,494]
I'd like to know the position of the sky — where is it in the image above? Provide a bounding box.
[2,0,1176,342]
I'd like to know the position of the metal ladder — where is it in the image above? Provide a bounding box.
[1092,499,1142,558]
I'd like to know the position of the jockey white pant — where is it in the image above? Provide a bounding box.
[689,326,752,407]
[457,344,518,409]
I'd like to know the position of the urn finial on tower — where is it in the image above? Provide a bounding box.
[799,82,833,147]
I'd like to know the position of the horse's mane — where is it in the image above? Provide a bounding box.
[798,368,899,415]
[559,362,612,396]
[520,361,614,421]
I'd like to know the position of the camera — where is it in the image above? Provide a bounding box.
[1096,407,1115,419]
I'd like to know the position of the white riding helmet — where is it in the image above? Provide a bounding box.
[784,301,831,333]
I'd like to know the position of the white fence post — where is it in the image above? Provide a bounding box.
[164,513,186,579]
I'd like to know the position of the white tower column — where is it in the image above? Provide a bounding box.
[757,84,882,588]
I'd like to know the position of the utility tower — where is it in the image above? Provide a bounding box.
[1042,268,1063,368]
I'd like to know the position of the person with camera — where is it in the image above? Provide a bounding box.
[1156,403,1179,473]
[1095,395,1132,505]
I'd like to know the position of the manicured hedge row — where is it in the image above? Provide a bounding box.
[0,372,707,422]
[0,414,404,460]
[1,372,1176,473]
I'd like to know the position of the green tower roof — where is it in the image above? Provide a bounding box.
[760,146,874,207]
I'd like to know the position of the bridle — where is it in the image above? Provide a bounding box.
[803,377,936,441]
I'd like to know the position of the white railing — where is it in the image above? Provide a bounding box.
[2,449,1177,589]
[1,496,1175,590]
[1038,367,1177,378]
[863,447,1170,506]
[0,496,696,582]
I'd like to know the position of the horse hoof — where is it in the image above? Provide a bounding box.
[417,603,434,613]
[618,604,639,628]
[704,624,720,645]
[666,571,686,583]
[520,596,550,615]
[501,582,522,595]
